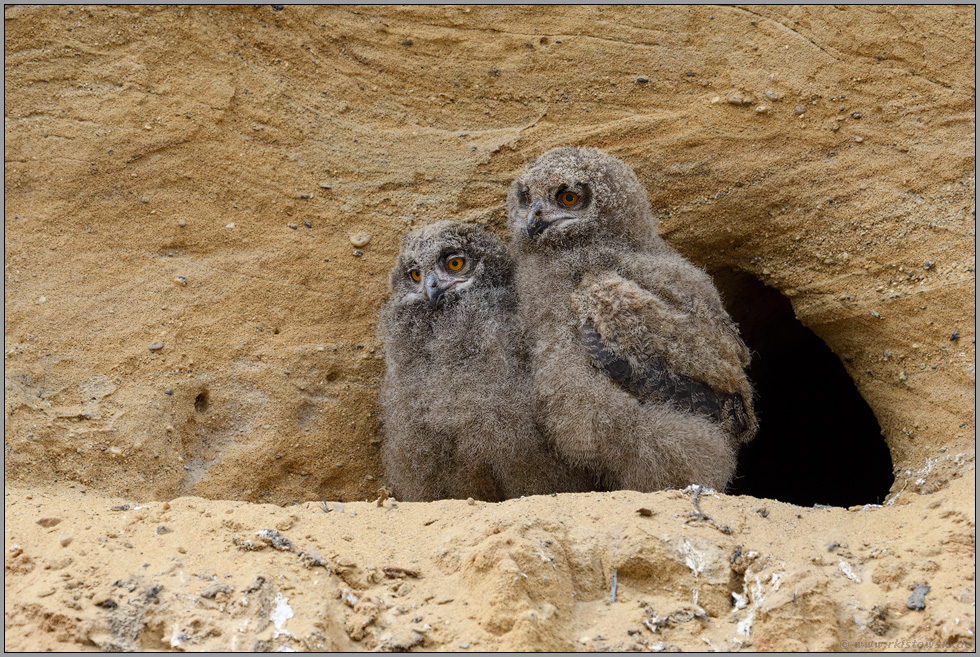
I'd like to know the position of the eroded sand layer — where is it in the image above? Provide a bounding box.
[4,5,975,651]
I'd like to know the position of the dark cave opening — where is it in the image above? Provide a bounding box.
[713,269,895,507]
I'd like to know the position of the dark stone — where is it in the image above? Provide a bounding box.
[907,584,930,610]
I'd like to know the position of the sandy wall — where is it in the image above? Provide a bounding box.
[4,5,975,651]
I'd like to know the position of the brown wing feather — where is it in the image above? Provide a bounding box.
[574,269,757,444]
[580,319,752,438]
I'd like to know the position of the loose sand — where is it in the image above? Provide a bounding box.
[5,5,974,651]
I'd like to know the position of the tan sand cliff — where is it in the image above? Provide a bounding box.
[4,5,974,651]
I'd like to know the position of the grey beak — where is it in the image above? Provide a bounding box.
[425,272,446,307]
[525,200,547,239]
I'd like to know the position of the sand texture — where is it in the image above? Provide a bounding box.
[4,5,975,651]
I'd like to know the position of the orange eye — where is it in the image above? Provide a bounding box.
[447,256,466,272]
[409,269,421,282]
[559,191,580,206]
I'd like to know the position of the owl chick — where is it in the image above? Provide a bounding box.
[507,147,757,492]
[378,221,594,502]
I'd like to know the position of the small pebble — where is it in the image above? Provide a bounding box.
[177,220,187,227]
[174,276,187,286]
[304,221,312,228]
[854,135,864,142]
[851,111,862,119]
[37,517,62,528]
[765,90,780,101]
[201,582,235,599]
[148,341,164,351]
[353,250,364,257]
[907,584,930,610]
[924,260,935,270]
[164,389,174,395]
[950,330,960,341]
[350,233,372,247]
[636,77,649,83]
[60,536,73,547]
[466,498,475,506]
[38,296,47,303]
[794,104,807,115]
[459,643,470,649]
[870,310,880,318]
[288,223,298,230]
[141,197,149,203]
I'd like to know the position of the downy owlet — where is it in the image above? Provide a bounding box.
[507,147,757,492]
[379,221,594,501]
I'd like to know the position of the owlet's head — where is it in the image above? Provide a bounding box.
[507,146,659,251]
[389,221,512,311]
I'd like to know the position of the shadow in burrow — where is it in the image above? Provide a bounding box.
[712,268,895,508]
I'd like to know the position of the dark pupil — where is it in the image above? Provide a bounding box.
[564,193,575,203]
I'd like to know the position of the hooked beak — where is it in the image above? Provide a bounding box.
[525,200,548,239]
[424,272,449,308]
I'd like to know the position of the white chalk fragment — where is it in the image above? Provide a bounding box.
[838,560,861,583]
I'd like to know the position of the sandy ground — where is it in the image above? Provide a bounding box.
[4,475,975,652]
[4,5,975,651]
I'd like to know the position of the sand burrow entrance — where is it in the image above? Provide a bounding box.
[713,269,894,507]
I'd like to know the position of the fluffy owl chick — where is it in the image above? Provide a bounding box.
[508,147,757,492]
[379,221,594,502]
